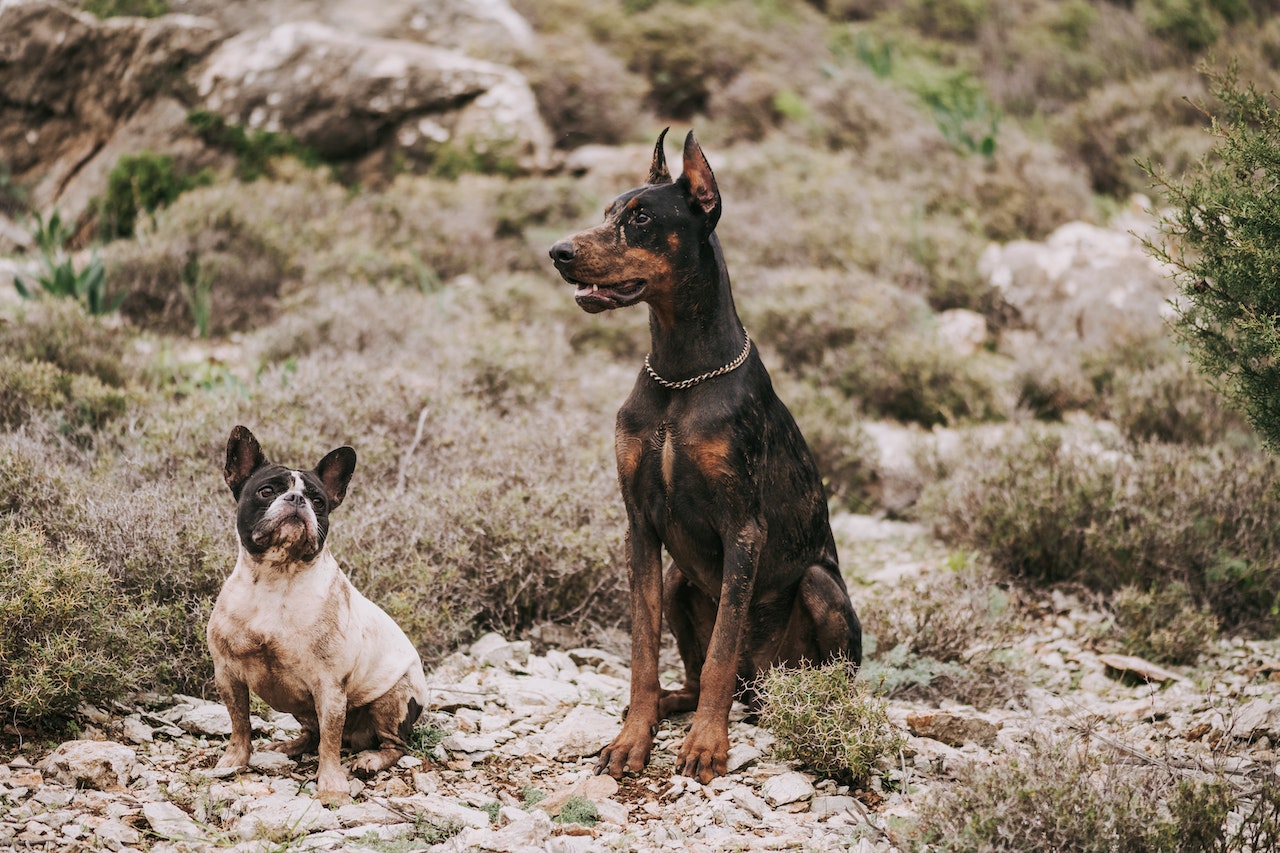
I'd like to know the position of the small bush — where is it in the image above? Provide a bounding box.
[757,660,905,785]
[0,356,131,437]
[98,152,212,240]
[925,430,1280,634]
[555,797,599,826]
[909,733,1235,852]
[80,0,168,17]
[0,522,159,725]
[186,110,321,181]
[1148,65,1280,452]
[0,298,129,387]
[1109,582,1219,665]
[861,553,1013,664]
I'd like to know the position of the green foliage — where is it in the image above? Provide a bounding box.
[909,733,1235,852]
[0,522,159,725]
[1149,66,1280,453]
[187,110,321,181]
[80,0,168,17]
[1140,0,1221,53]
[0,356,130,437]
[422,138,521,181]
[903,0,991,41]
[1110,581,1219,665]
[554,797,598,826]
[481,801,501,824]
[14,211,121,316]
[757,660,905,785]
[99,152,212,240]
[919,72,999,158]
[926,430,1280,633]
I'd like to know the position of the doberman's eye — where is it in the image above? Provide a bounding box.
[634,211,651,225]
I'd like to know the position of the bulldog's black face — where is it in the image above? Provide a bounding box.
[224,426,356,565]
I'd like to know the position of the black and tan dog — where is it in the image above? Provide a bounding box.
[549,130,862,783]
[208,426,428,804]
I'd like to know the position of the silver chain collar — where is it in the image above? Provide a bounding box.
[643,330,752,390]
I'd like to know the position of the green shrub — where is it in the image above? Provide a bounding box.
[925,430,1280,634]
[0,522,159,725]
[0,298,129,387]
[14,211,122,315]
[0,356,131,438]
[757,660,905,785]
[861,553,1013,664]
[903,0,991,41]
[187,110,321,181]
[555,798,599,826]
[909,733,1235,852]
[1140,0,1221,53]
[1148,65,1280,452]
[1110,581,1219,665]
[746,268,1000,427]
[98,152,212,240]
[80,0,168,17]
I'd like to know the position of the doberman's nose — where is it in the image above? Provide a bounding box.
[549,240,576,264]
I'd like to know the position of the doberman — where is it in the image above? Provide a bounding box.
[549,130,862,783]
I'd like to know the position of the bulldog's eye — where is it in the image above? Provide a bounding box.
[310,494,325,509]
[258,485,276,499]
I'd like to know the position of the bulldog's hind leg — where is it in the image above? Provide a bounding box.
[265,717,320,758]
[349,672,425,776]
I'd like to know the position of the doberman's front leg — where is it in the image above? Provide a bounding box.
[597,524,664,778]
[676,524,761,783]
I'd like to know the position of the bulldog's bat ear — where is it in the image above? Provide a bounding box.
[315,446,357,510]
[225,425,266,500]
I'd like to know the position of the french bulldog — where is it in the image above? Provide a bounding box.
[207,425,428,804]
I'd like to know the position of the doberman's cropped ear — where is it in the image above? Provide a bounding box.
[647,127,672,185]
[680,131,721,231]
[225,425,267,500]
[315,445,357,510]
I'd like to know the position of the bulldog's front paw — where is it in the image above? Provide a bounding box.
[316,769,352,806]
[215,745,251,770]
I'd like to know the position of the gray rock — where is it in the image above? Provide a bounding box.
[234,793,340,839]
[726,743,762,773]
[94,817,141,848]
[762,771,815,807]
[120,716,154,745]
[812,795,857,817]
[195,22,551,170]
[389,794,491,830]
[142,801,206,843]
[538,705,617,761]
[39,741,137,790]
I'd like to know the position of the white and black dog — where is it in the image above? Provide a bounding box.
[208,425,428,804]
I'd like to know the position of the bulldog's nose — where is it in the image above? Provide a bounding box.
[283,492,307,507]
[549,240,576,264]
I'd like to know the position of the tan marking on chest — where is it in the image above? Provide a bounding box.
[690,434,734,482]
[661,428,676,493]
[616,429,644,481]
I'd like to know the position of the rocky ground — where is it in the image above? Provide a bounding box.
[3,517,1280,853]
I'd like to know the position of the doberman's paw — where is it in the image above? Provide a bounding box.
[675,724,729,784]
[595,726,654,778]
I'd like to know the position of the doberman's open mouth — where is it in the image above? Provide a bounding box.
[569,278,647,313]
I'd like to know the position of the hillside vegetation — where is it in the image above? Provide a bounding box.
[5,0,1280,845]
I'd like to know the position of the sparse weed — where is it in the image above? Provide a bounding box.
[555,797,599,826]
[908,732,1236,851]
[1109,582,1219,665]
[757,660,905,785]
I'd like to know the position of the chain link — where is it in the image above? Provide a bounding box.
[643,330,752,390]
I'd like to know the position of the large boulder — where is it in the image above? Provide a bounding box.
[980,216,1175,359]
[0,0,552,229]
[0,0,223,221]
[195,22,551,172]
